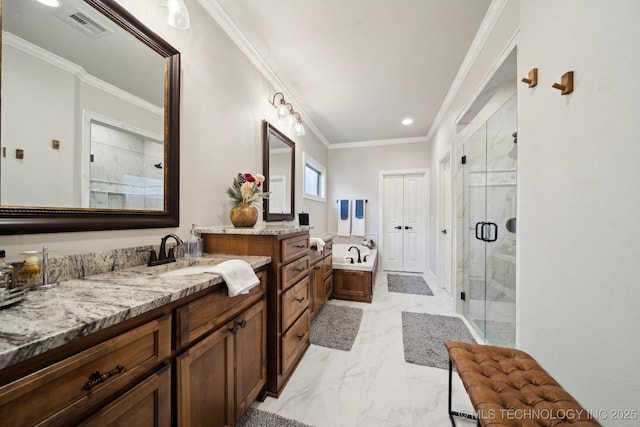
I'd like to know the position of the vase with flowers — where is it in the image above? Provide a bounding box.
[226,172,268,227]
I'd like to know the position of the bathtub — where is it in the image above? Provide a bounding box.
[332,244,377,271]
[331,244,378,303]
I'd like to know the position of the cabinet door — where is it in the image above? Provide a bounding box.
[234,300,267,420]
[78,365,171,427]
[313,264,324,313]
[176,321,234,427]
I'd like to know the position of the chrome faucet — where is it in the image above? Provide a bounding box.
[348,246,361,263]
[41,246,59,288]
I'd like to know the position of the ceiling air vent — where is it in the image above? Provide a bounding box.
[57,7,112,39]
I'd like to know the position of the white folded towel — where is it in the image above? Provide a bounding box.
[206,259,260,297]
[309,237,325,251]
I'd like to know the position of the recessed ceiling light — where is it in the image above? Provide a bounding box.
[36,0,60,6]
[401,118,414,126]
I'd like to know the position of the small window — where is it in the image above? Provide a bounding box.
[303,152,326,202]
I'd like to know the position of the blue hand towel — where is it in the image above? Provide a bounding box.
[355,200,364,219]
[340,199,349,220]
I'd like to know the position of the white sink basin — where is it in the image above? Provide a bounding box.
[157,264,216,277]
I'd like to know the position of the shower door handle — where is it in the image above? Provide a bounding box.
[474,222,485,240]
[485,222,498,242]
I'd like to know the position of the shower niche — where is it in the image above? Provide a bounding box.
[457,49,517,347]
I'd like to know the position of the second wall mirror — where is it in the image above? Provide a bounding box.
[262,121,294,222]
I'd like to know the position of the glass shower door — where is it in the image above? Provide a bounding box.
[463,123,488,339]
[463,94,517,348]
[484,95,517,347]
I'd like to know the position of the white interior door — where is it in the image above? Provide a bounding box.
[382,172,426,272]
[268,175,286,213]
[383,175,404,271]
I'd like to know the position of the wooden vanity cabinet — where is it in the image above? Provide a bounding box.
[309,240,333,319]
[0,314,172,426]
[175,271,267,427]
[0,267,268,427]
[203,230,310,397]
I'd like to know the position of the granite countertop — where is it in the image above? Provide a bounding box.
[197,225,312,236]
[311,232,334,243]
[0,254,271,370]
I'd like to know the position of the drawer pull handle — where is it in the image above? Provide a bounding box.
[295,244,306,249]
[229,325,239,335]
[296,297,305,303]
[82,365,124,391]
[297,334,304,341]
[238,319,247,328]
[296,268,305,273]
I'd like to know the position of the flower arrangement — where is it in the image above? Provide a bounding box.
[226,173,268,207]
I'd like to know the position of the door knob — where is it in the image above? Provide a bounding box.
[394,225,402,230]
[441,229,447,234]
[404,226,413,230]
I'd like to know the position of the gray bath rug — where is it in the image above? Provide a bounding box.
[237,408,313,427]
[401,312,476,369]
[388,274,433,296]
[310,304,363,351]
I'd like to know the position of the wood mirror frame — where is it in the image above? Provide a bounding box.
[0,0,180,235]
[262,121,295,222]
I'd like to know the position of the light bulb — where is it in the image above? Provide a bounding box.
[36,0,60,7]
[276,100,289,120]
[294,121,305,136]
[287,112,297,129]
[163,0,190,30]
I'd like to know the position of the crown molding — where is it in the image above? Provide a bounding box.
[3,31,163,116]
[328,136,428,150]
[198,0,331,148]
[425,0,510,141]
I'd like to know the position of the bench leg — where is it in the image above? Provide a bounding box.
[448,357,479,427]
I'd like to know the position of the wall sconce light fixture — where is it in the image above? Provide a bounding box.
[270,92,306,136]
[160,0,190,30]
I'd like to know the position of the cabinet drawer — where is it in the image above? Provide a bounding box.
[324,241,333,256]
[78,365,171,427]
[309,247,323,264]
[176,271,266,348]
[282,276,310,331]
[0,315,171,426]
[281,256,309,290]
[281,235,309,264]
[324,254,333,278]
[281,309,310,374]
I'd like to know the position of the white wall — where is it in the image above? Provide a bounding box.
[518,0,640,419]
[431,0,640,418]
[1,44,76,207]
[429,0,520,280]
[328,141,429,245]
[0,0,328,259]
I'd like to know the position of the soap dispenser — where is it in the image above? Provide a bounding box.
[185,224,203,258]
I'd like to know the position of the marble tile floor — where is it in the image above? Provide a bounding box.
[255,271,484,427]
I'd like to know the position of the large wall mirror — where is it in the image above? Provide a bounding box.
[262,121,294,222]
[0,0,180,234]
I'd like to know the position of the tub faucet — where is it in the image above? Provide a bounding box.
[348,246,361,263]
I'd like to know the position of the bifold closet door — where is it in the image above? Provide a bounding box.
[382,173,426,273]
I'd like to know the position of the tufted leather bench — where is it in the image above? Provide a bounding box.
[445,341,601,427]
